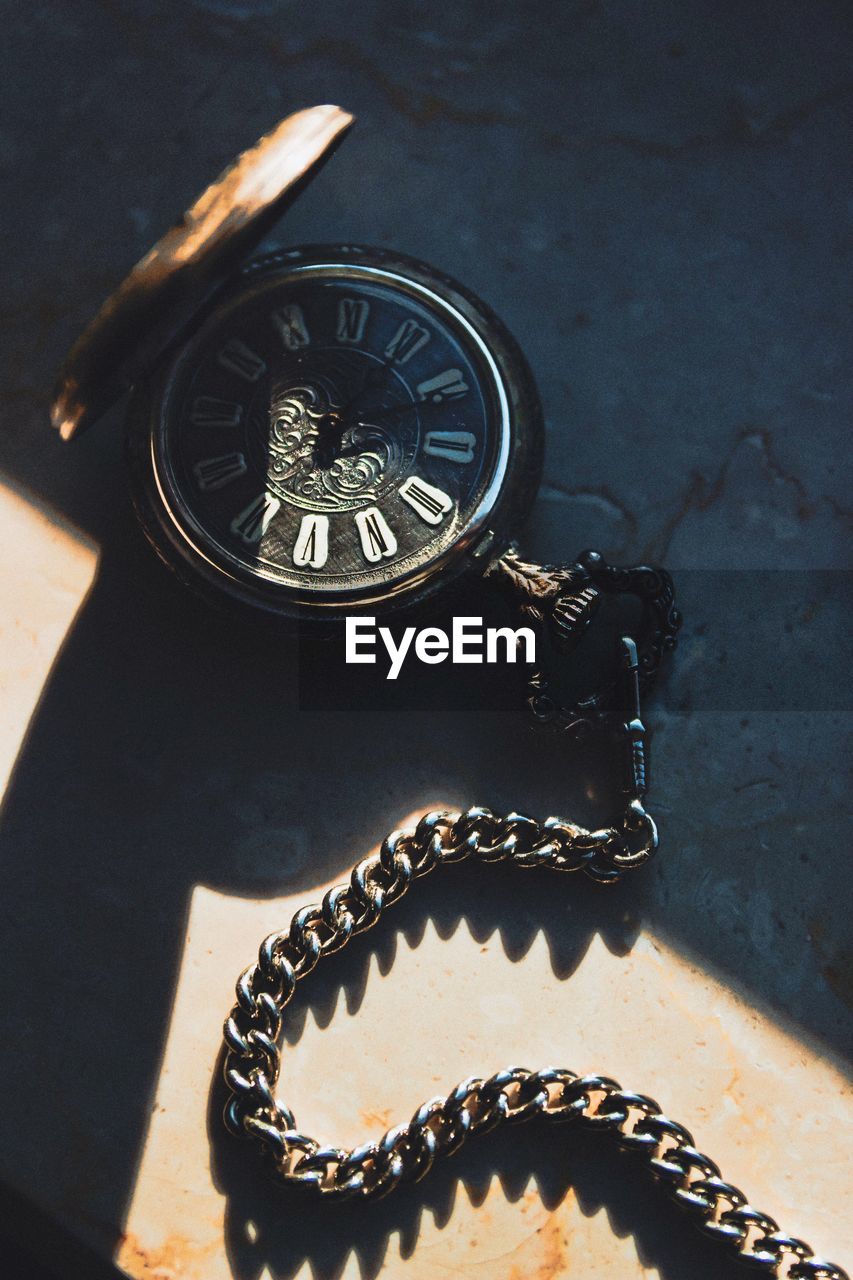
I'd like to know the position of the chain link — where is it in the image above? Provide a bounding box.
[221,591,844,1275]
[222,803,848,1278]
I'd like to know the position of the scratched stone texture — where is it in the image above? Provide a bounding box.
[0,2,850,1279]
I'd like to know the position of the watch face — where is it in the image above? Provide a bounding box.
[129,246,542,618]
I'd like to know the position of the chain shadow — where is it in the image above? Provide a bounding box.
[277,859,646,1046]
[0,504,632,1265]
[2,496,845,1279]
[207,872,739,1280]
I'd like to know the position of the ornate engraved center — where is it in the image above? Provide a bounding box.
[255,382,410,513]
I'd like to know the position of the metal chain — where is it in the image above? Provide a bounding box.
[222,624,846,1277]
[222,796,847,1277]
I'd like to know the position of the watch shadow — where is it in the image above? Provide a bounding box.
[0,477,737,1279]
[0,478,846,1280]
[0,488,633,1262]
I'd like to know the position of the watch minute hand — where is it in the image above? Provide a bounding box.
[354,390,467,427]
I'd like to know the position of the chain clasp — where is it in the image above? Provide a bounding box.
[611,635,658,869]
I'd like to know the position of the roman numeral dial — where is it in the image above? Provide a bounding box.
[424,431,476,463]
[193,452,247,491]
[416,369,468,403]
[162,253,513,615]
[399,476,453,525]
[356,507,397,562]
[336,298,369,344]
[190,396,243,428]
[230,493,280,545]
[271,304,310,351]
[385,318,430,364]
[293,514,329,569]
[217,338,266,382]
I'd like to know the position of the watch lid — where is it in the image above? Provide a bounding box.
[51,104,354,441]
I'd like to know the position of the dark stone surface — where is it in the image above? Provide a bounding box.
[0,2,850,1277]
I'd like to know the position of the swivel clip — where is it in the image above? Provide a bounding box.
[611,635,658,869]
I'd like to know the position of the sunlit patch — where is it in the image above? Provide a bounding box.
[118,812,852,1278]
[0,476,98,802]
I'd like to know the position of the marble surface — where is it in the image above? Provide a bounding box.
[0,3,850,1278]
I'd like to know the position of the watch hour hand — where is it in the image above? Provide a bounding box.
[334,358,393,420]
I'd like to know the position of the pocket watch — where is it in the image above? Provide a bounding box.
[126,233,546,621]
[52,105,539,622]
[49,107,846,1276]
[50,104,676,699]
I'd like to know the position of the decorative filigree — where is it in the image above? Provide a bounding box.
[258,385,406,513]
[266,384,326,483]
[486,546,682,731]
[485,547,602,650]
